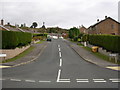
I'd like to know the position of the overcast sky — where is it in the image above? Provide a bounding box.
[0,0,119,29]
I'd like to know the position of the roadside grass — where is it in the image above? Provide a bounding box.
[79,45,120,65]
[1,46,35,63]
[36,40,45,44]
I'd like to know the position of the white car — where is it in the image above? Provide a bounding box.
[52,36,58,39]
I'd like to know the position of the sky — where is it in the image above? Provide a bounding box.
[0,0,119,29]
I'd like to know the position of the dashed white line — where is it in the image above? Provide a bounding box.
[25,80,36,83]
[93,79,106,83]
[0,78,5,80]
[111,81,120,83]
[109,79,120,80]
[58,45,60,48]
[93,81,106,82]
[58,48,61,52]
[59,58,62,67]
[93,79,105,81]
[39,81,51,82]
[76,79,88,81]
[76,79,89,82]
[10,79,21,82]
[77,81,89,82]
[59,52,62,58]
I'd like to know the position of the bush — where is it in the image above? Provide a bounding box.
[88,34,120,53]
[2,30,32,49]
[81,34,89,42]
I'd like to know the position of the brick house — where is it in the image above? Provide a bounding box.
[79,25,88,34]
[88,16,120,35]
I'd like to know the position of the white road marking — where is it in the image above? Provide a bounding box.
[59,58,62,67]
[39,81,51,82]
[93,79,106,82]
[10,79,21,82]
[93,81,106,82]
[57,80,70,82]
[59,79,70,81]
[76,79,88,81]
[25,80,36,82]
[59,52,62,58]
[57,69,61,82]
[76,79,89,82]
[111,81,120,83]
[56,69,70,82]
[59,48,61,52]
[77,81,89,82]
[109,79,120,80]
[58,45,60,48]
[0,78,5,80]
[93,79,105,80]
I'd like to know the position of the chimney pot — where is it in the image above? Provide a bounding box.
[105,16,107,19]
[97,19,99,22]
[1,19,4,25]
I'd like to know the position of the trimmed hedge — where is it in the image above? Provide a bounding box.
[82,34,89,42]
[88,34,120,53]
[2,30,32,49]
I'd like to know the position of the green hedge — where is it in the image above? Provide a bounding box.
[2,30,32,49]
[88,34,120,53]
[82,34,89,42]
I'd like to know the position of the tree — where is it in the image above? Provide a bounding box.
[69,27,80,39]
[32,22,38,28]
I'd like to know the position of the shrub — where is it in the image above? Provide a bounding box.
[2,30,32,49]
[81,34,89,42]
[88,34,120,53]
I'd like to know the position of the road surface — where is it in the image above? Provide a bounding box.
[2,39,119,88]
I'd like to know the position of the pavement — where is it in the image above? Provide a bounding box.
[2,39,120,88]
[0,41,48,68]
[64,40,120,71]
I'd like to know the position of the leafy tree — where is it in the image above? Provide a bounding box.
[31,22,38,28]
[69,27,80,39]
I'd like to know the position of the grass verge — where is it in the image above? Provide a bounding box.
[79,45,120,64]
[36,40,45,44]
[1,46,35,63]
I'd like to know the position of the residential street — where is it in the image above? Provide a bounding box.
[2,39,119,88]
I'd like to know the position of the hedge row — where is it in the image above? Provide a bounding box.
[88,34,120,53]
[2,30,32,49]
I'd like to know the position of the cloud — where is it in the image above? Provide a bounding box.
[0,0,119,29]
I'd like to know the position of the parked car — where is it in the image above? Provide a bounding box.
[47,38,52,41]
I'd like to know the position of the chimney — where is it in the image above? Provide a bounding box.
[1,19,4,25]
[105,16,107,19]
[97,19,99,22]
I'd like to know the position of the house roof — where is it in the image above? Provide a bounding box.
[88,17,120,29]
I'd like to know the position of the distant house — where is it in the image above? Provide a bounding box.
[0,19,38,33]
[79,25,87,34]
[88,16,120,35]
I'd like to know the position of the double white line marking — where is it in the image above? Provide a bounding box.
[109,79,120,83]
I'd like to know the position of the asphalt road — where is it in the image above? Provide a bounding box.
[2,39,119,88]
